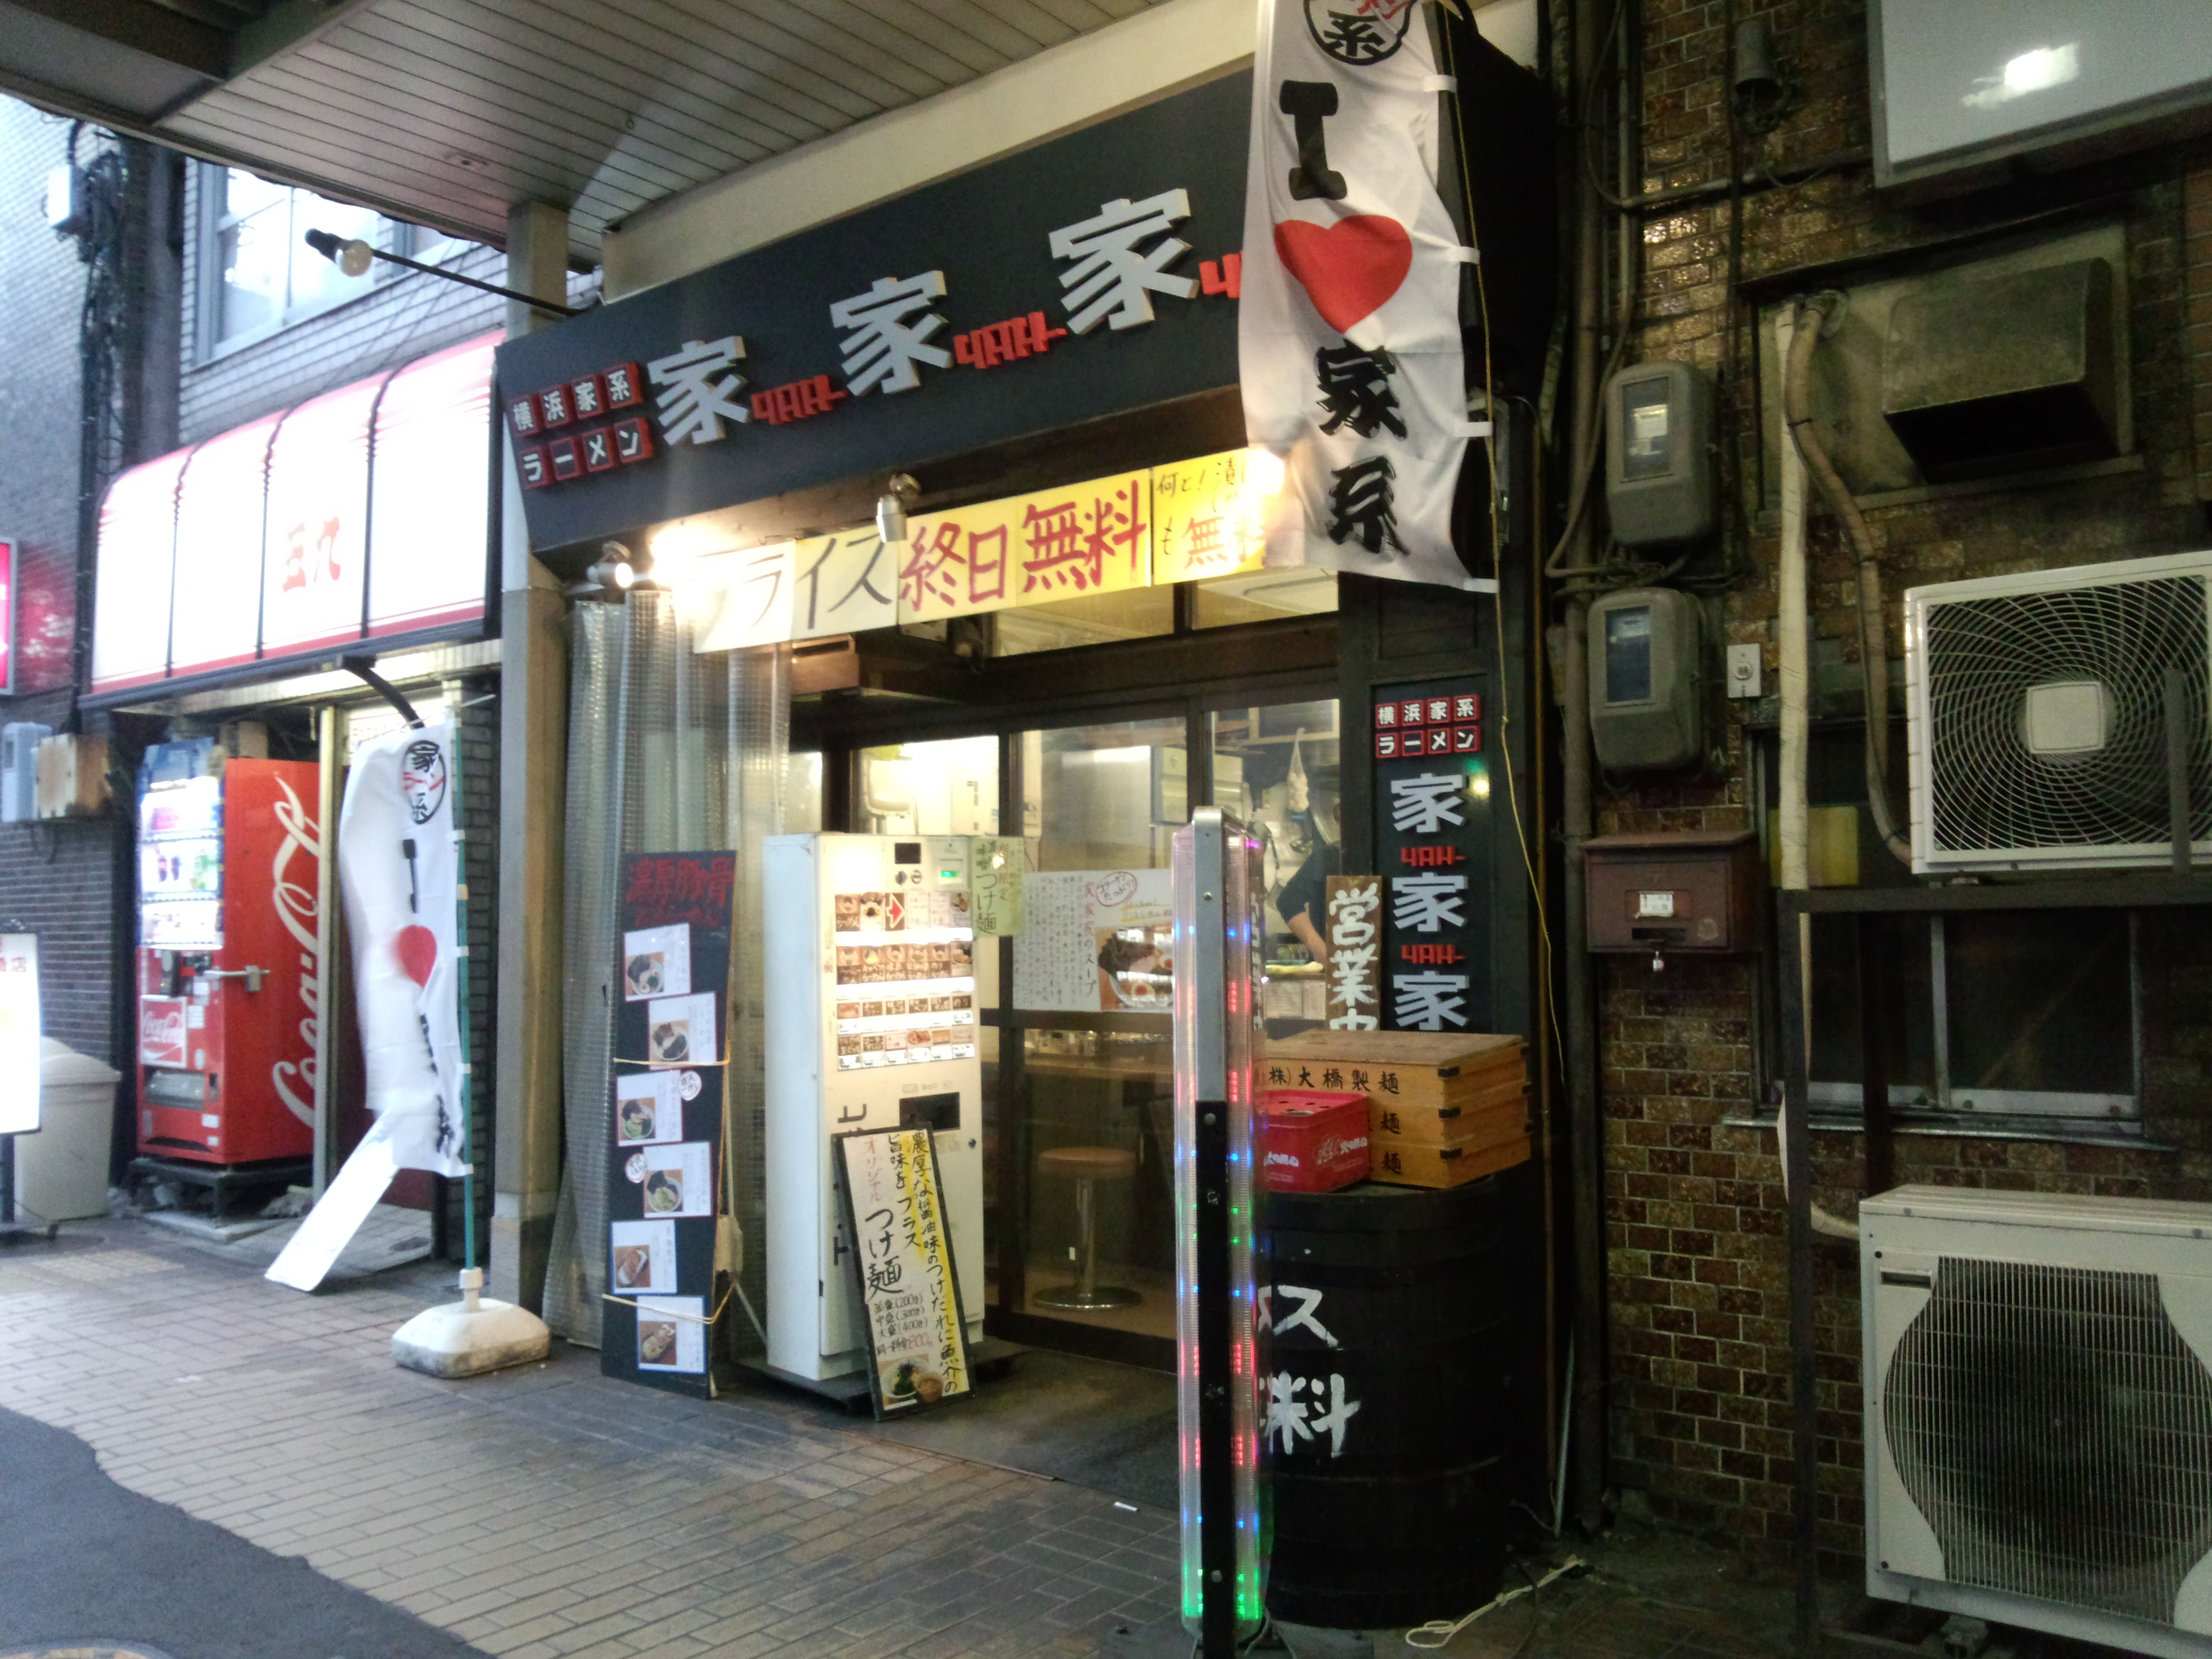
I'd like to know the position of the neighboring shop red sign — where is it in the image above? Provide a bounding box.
[0,536,14,696]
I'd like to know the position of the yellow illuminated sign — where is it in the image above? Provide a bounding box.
[896,468,1152,625]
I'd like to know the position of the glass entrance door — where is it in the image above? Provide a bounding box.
[998,715,1186,1362]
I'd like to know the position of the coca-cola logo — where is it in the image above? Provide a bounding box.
[141,1004,186,1059]
[1317,1134,1369,1162]
[268,781,322,1128]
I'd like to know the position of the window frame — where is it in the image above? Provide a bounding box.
[1805,909,2144,1127]
[194,164,409,363]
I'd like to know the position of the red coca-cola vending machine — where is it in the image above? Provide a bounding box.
[137,759,321,1167]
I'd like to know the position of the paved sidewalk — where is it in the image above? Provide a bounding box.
[0,1223,1186,1659]
[1,1403,481,1658]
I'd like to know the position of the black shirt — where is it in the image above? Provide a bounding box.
[1277,836,1341,933]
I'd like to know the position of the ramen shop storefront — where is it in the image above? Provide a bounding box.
[493,61,1537,1421]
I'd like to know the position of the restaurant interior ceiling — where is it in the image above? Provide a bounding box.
[0,0,1174,264]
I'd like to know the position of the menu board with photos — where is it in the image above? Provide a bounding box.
[829,880,978,1071]
[834,1126,972,1418]
[603,851,735,1399]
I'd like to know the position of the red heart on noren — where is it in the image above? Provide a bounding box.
[1274,215,1414,335]
[395,925,437,988]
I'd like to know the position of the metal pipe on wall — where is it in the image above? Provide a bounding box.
[1562,0,1610,1536]
[312,705,339,1197]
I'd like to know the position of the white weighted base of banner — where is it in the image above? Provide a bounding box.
[392,1268,551,1378]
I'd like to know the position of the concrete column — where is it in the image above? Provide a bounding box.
[490,200,570,1311]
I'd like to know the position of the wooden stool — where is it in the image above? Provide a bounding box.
[1035,1145,1140,1310]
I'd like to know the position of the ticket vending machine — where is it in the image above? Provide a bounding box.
[763,833,987,1384]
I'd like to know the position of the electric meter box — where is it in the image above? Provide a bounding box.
[1605,360,1716,546]
[1584,830,1762,955]
[1587,587,1705,771]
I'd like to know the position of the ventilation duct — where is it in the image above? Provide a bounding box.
[1882,258,2118,481]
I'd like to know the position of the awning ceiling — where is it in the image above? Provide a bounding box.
[0,0,1168,265]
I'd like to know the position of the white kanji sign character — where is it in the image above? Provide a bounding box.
[831,272,952,395]
[1261,1284,1340,1349]
[1392,872,1467,934]
[1393,972,1470,1031]
[1388,771,1467,835]
[646,336,750,445]
[1048,189,1199,334]
[1267,1371,1362,1457]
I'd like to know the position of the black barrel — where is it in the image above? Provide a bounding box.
[1260,1177,1512,1630]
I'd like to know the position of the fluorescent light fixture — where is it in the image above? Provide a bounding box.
[1963,41,2080,108]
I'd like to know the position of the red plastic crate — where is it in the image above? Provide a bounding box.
[1258,1089,1371,1193]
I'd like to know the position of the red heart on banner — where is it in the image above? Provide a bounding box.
[395,925,437,988]
[1273,215,1414,334]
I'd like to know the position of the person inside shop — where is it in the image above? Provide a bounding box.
[1277,767,1341,967]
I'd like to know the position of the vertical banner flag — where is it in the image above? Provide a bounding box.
[340,719,469,1176]
[1240,0,1490,591]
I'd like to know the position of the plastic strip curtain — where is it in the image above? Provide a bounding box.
[543,591,786,1348]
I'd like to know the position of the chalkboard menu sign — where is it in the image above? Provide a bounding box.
[603,851,736,1399]
[834,1126,972,1418]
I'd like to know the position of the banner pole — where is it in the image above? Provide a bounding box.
[449,711,477,1275]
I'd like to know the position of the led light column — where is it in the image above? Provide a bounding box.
[1172,806,1267,1651]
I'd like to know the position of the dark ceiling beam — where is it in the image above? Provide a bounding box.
[230,0,379,78]
[6,0,229,76]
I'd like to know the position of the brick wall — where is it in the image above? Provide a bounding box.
[0,100,122,1065]
[449,677,499,1258]
[1601,0,2212,1566]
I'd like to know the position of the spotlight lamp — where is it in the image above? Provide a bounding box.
[585,541,636,594]
[876,473,920,546]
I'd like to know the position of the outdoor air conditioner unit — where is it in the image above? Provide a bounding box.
[1904,549,2212,873]
[1862,1187,2212,1659]
[0,722,51,823]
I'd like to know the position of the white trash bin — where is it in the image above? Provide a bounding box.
[12,1038,122,1223]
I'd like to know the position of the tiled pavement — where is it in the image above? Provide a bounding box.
[0,1222,1187,1659]
[0,1221,1912,1659]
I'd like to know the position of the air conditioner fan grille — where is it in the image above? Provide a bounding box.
[1884,1258,2212,1624]
[1924,576,2211,854]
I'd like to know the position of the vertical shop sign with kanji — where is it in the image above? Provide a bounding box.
[1238,0,1491,593]
[1372,678,1490,1031]
[1322,875,1382,1030]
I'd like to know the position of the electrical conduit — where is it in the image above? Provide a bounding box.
[1775,302,1860,1244]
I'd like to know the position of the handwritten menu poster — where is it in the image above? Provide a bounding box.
[1012,869,1175,1011]
[969,838,1027,937]
[835,1127,971,1417]
[604,851,735,1399]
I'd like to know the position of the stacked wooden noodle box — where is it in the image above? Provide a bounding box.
[1265,1030,1529,1189]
